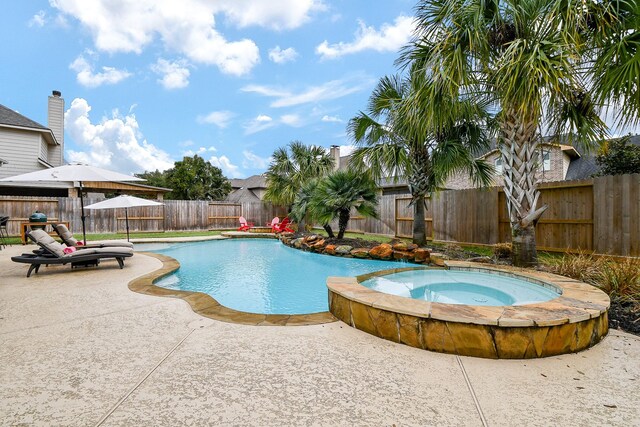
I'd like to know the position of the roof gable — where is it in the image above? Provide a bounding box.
[0,104,48,130]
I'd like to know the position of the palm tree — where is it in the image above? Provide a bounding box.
[348,64,493,246]
[264,141,335,221]
[310,170,378,239]
[403,0,638,266]
[290,178,335,237]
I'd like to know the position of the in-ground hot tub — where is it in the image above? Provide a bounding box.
[327,261,610,359]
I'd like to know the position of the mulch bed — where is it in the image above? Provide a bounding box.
[609,301,640,336]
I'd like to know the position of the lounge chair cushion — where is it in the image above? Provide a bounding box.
[63,246,133,258]
[29,229,66,257]
[54,224,79,246]
[85,240,134,249]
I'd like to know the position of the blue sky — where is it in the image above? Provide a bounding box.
[1,0,417,178]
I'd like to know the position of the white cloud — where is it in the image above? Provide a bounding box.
[29,10,47,27]
[151,58,190,89]
[64,98,174,174]
[242,150,271,170]
[50,0,324,76]
[280,114,302,127]
[183,146,218,157]
[69,54,132,88]
[322,115,343,123]
[241,76,373,108]
[210,155,242,178]
[268,46,299,64]
[244,114,275,135]
[179,140,194,147]
[197,111,235,128]
[316,15,415,59]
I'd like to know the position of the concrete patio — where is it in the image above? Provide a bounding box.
[1,244,638,426]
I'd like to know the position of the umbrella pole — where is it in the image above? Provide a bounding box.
[125,207,130,242]
[79,181,87,245]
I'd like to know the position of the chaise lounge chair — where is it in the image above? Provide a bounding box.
[11,229,134,277]
[52,223,134,249]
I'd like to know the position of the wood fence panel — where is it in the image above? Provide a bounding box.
[163,200,208,231]
[0,196,60,235]
[208,203,241,229]
[433,188,499,244]
[594,174,640,256]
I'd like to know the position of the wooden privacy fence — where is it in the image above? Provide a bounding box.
[1,173,638,256]
[378,174,639,257]
[0,197,287,236]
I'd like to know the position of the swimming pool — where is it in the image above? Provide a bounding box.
[361,269,560,306]
[139,239,400,315]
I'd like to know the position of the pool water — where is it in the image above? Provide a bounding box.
[139,239,400,315]
[361,270,560,306]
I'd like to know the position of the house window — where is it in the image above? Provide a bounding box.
[542,150,551,171]
[494,158,503,174]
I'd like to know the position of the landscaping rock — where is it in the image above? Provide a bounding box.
[392,242,408,251]
[311,239,326,252]
[335,245,353,255]
[350,248,370,258]
[369,244,393,260]
[393,250,414,261]
[430,252,448,267]
[467,256,494,264]
[407,243,419,251]
[305,234,319,243]
[414,248,431,263]
[324,244,337,255]
[292,238,303,249]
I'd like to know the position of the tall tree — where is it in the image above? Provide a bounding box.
[348,64,493,245]
[403,0,638,266]
[165,155,231,200]
[134,170,168,189]
[264,140,334,207]
[310,170,379,239]
[595,136,640,176]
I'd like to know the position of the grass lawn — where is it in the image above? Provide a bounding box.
[1,230,226,245]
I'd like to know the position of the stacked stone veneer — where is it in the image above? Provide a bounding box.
[327,262,610,359]
[279,234,439,265]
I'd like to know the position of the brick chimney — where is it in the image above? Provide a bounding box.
[329,145,340,171]
[48,90,64,166]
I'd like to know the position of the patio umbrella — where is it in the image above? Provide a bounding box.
[0,164,144,243]
[85,195,164,241]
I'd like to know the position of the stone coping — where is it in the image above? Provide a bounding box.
[129,252,336,326]
[328,261,610,328]
[221,231,277,238]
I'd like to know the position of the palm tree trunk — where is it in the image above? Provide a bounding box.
[337,208,350,239]
[412,196,427,246]
[323,224,335,238]
[500,112,548,267]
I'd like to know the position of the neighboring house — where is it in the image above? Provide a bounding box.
[226,175,267,203]
[0,91,170,199]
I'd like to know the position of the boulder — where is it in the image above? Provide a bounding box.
[407,243,419,251]
[430,252,448,267]
[393,250,414,261]
[335,245,353,255]
[292,238,303,249]
[369,243,393,260]
[413,248,431,263]
[311,239,326,252]
[324,244,337,255]
[392,242,408,251]
[305,234,319,243]
[350,248,370,258]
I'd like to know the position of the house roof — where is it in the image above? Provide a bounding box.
[565,135,640,180]
[0,104,48,130]
[230,174,266,189]
[226,187,262,203]
[0,103,57,145]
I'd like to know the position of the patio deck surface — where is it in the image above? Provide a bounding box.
[1,244,638,426]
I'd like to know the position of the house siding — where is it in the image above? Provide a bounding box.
[0,128,49,179]
[444,144,569,189]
